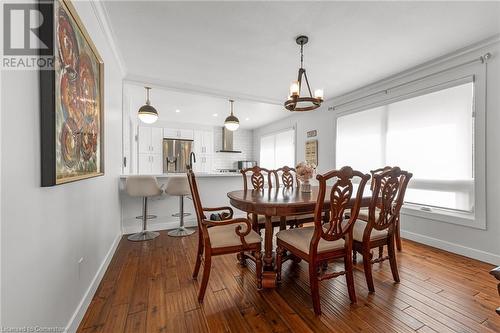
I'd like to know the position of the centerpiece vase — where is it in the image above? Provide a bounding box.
[300,179,312,193]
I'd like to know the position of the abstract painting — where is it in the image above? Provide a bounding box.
[40,0,104,186]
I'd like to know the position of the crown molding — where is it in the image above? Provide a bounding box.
[124,74,283,106]
[89,0,127,76]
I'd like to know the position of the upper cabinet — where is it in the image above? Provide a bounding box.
[163,128,194,140]
[138,127,163,154]
[193,130,214,155]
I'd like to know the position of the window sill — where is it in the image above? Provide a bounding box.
[401,204,486,230]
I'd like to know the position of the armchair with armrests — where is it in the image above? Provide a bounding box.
[188,169,263,302]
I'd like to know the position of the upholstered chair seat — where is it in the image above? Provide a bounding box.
[350,220,388,242]
[276,227,345,255]
[208,223,262,248]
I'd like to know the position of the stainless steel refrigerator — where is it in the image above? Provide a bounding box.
[163,139,193,173]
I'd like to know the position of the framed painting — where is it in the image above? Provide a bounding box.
[40,0,104,186]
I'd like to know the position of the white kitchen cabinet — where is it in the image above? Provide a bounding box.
[193,130,214,154]
[138,153,163,174]
[163,128,194,140]
[193,129,214,173]
[138,126,163,154]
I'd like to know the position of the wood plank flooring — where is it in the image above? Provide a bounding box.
[77,231,500,333]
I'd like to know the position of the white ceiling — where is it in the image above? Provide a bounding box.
[105,1,500,128]
[126,83,288,129]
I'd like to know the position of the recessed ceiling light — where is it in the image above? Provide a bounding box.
[245,117,250,121]
[175,109,180,113]
[212,113,218,117]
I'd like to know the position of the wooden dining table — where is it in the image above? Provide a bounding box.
[227,185,372,288]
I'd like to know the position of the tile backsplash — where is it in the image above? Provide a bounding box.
[212,127,255,170]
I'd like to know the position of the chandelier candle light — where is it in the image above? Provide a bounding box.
[224,99,240,131]
[285,35,324,112]
[138,87,159,124]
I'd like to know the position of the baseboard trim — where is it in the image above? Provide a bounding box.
[65,232,122,333]
[401,229,500,265]
[122,218,198,235]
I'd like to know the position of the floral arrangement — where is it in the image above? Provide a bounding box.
[296,161,316,182]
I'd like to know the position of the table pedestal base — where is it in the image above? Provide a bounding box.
[262,271,277,289]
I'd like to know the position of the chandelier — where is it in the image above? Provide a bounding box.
[284,35,323,112]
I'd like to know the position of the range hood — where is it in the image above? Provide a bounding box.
[218,127,242,153]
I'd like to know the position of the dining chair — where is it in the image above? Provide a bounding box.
[241,166,285,232]
[187,169,263,302]
[275,166,370,315]
[356,166,403,254]
[271,166,316,228]
[352,167,412,293]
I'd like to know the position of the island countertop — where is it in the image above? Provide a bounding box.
[120,172,243,178]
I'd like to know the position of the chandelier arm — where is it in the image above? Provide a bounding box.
[302,70,314,98]
[297,68,304,95]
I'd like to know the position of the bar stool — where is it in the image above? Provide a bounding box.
[125,175,162,241]
[166,176,195,237]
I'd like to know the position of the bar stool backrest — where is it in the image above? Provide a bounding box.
[166,176,191,196]
[125,175,161,197]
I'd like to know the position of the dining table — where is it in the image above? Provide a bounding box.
[227,185,372,288]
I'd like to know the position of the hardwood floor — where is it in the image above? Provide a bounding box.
[77,230,500,333]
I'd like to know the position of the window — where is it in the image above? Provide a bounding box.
[336,81,474,213]
[260,129,295,170]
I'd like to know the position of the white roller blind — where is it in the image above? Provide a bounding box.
[260,129,295,170]
[336,81,474,212]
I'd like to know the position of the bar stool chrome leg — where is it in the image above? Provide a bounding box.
[128,197,160,241]
[168,195,195,237]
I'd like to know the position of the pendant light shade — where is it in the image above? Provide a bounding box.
[138,87,158,124]
[224,99,239,131]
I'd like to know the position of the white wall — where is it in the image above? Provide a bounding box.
[254,39,500,265]
[1,1,123,331]
[253,107,335,175]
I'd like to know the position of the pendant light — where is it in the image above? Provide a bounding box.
[138,87,158,124]
[284,35,323,112]
[224,99,239,131]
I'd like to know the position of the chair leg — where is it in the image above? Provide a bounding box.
[395,216,402,251]
[255,250,263,289]
[345,251,357,304]
[309,262,321,315]
[378,246,383,259]
[363,248,375,293]
[192,233,203,279]
[237,252,246,266]
[198,254,211,302]
[353,250,357,263]
[276,246,284,282]
[388,237,400,283]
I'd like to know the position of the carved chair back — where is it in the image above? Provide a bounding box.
[187,169,207,232]
[241,166,272,191]
[311,166,370,249]
[370,166,393,191]
[367,167,412,233]
[271,166,299,189]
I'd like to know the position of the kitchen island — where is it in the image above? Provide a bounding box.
[120,172,246,234]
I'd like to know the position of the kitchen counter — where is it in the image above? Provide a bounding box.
[120,172,247,234]
[120,172,243,178]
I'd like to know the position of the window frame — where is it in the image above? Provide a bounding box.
[259,127,296,170]
[334,62,487,230]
